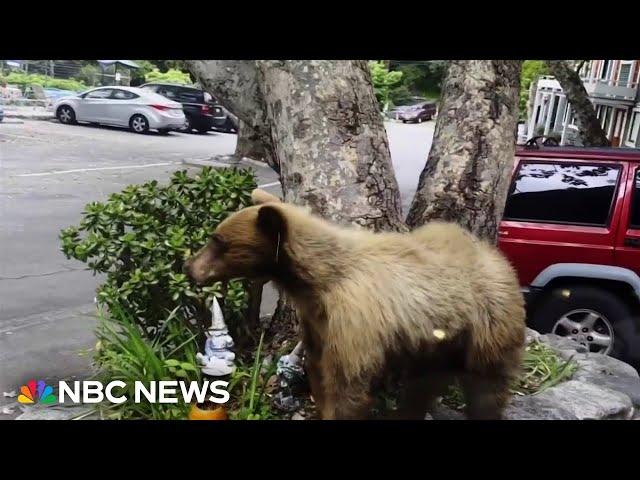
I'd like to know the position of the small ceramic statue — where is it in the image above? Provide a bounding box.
[272,341,307,412]
[196,297,236,377]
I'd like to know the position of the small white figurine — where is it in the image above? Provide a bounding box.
[196,297,236,377]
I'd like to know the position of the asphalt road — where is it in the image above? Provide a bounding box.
[0,118,434,409]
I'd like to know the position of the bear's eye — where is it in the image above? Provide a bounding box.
[210,233,229,253]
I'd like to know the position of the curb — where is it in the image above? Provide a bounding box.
[182,156,271,171]
[4,113,54,121]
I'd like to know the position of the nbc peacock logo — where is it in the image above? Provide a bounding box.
[18,379,57,405]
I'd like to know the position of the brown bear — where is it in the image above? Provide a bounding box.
[184,189,526,420]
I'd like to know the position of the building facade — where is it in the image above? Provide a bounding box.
[528,60,640,148]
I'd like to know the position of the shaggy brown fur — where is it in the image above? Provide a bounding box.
[184,189,526,420]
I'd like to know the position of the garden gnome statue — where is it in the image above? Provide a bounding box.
[196,297,236,376]
[272,341,307,412]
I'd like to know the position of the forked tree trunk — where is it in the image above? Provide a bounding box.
[546,60,610,147]
[255,60,404,232]
[406,60,522,243]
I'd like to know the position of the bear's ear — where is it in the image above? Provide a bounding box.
[251,189,282,205]
[257,205,286,241]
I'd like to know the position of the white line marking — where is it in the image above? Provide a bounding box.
[258,181,281,188]
[0,132,50,142]
[15,162,173,177]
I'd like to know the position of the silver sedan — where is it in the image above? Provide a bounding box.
[53,86,186,134]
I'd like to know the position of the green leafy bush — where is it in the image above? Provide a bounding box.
[0,72,87,92]
[94,304,201,420]
[368,61,403,111]
[75,64,100,87]
[145,68,191,85]
[60,167,257,340]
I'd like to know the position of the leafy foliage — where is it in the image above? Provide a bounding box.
[94,304,201,420]
[368,61,403,110]
[227,332,278,420]
[145,68,191,85]
[0,72,87,92]
[60,167,257,340]
[520,60,549,119]
[393,61,446,101]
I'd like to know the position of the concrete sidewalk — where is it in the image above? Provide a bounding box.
[3,105,55,121]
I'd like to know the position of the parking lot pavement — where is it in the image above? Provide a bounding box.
[0,118,434,412]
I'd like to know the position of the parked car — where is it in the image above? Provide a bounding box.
[53,86,185,134]
[140,82,231,134]
[499,144,640,368]
[387,97,437,123]
[43,88,78,101]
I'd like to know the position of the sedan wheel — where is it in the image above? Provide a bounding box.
[130,114,149,134]
[57,106,76,124]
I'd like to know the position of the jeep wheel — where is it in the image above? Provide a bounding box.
[530,285,640,365]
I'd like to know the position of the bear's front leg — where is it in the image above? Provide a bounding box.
[320,367,373,420]
[304,354,326,417]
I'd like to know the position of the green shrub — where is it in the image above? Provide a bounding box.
[75,64,100,87]
[94,304,201,420]
[60,167,257,341]
[145,68,191,85]
[0,72,87,92]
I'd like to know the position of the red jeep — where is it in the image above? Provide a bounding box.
[499,145,640,367]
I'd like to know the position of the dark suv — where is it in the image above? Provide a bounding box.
[140,82,227,134]
[499,145,640,368]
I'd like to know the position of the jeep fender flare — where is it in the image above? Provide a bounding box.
[530,263,640,300]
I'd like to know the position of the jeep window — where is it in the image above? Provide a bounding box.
[503,162,621,226]
[630,169,640,229]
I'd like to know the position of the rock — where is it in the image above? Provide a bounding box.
[505,380,633,420]
[430,405,466,420]
[525,327,540,344]
[538,333,589,356]
[291,412,305,420]
[571,353,640,408]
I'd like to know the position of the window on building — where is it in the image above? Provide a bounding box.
[629,169,640,229]
[619,61,633,87]
[627,112,640,144]
[600,60,611,81]
[503,162,621,226]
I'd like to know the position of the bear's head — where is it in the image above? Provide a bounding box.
[183,189,285,285]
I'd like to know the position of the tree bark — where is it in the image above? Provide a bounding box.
[255,60,405,232]
[406,60,522,242]
[546,60,610,147]
[234,120,269,163]
[185,60,280,173]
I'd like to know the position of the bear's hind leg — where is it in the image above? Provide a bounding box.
[460,370,514,420]
[397,371,456,420]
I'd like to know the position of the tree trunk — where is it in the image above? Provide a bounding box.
[546,60,609,147]
[406,60,522,243]
[234,120,269,163]
[256,60,404,232]
[187,60,404,345]
[185,60,280,173]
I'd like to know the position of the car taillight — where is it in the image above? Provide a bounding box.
[150,104,171,111]
[201,105,210,113]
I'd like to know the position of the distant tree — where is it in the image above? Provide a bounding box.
[545,60,609,147]
[368,61,403,111]
[520,60,549,120]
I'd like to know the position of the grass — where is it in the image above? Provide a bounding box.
[227,332,280,420]
[93,304,201,420]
